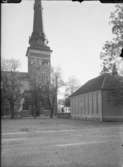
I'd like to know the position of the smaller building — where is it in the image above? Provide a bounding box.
[70,73,123,121]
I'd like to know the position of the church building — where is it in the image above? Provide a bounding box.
[26,0,51,87]
[2,0,52,116]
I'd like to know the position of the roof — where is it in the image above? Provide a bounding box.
[71,73,123,97]
[2,71,29,80]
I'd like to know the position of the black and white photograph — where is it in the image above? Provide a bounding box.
[1,0,123,166]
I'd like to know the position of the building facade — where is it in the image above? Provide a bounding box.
[27,0,52,87]
[70,74,123,121]
[2,0,52,117]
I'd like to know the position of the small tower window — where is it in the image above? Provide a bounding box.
[42,60,49,65]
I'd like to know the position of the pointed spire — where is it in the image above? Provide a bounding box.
[29,0,48,50]
[33,0,44,36]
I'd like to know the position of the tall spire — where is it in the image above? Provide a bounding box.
[29,0,48,50]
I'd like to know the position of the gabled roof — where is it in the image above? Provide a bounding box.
[71,73,123,97]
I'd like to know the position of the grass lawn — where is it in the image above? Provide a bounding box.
[2,118,123,167]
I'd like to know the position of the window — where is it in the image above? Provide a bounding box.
[42,60,49,66]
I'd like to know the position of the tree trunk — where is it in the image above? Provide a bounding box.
[31,104,35,117]
[50,107,54,118]
[1,99,5,116]
[54,95,58,115]
[10,101,15,119]
[35,99,40,117]
[35,106,40,117]
[32,105,37,118]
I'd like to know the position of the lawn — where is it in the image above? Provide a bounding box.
[2,118,123,167]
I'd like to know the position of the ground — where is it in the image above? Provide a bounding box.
[2,117,123,167]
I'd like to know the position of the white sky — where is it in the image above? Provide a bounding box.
[1,1,116,87]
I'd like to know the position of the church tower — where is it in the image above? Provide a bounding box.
[26,0,51,87]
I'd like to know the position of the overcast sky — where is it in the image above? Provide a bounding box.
[1,1,118,87]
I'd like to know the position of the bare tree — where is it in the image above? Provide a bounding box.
[1,58,20,72]
[65,76,80,96]
[1,58,22,119]
[40,67,65,118]
[64,76,80,107]
[48,67,65,118]
[29,78,42,117]
[29,62,50,117]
